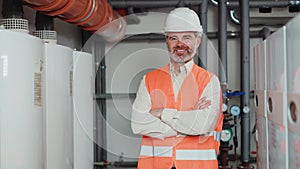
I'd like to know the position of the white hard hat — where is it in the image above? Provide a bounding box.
[164,7,203,33]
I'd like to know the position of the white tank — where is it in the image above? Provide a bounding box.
[286,14,300,169]
[72,51,94,169]
[266,26,288,169]
[42,42,73,169]
[0,29,43,169]
[254,40,269,169]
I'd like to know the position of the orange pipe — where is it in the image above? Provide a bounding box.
[63,0,93,23]
[73,0,99,25]
[83,1,113,32]
[82,0,112,31]
[23,0,126,42]
[43,0,76,16]
[23,0,67,11]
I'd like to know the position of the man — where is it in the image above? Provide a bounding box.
[131,7,223,169]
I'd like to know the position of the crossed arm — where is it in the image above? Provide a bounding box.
[131,76,221,139]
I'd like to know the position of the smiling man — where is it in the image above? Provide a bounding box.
[131,7,224,169]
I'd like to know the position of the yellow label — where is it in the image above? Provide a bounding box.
[34,73,42,106]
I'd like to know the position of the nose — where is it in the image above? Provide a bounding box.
[176,40,186,47]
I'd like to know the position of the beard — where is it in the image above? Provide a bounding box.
[169,46,196,63]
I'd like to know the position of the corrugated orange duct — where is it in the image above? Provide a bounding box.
[23,0,126,42]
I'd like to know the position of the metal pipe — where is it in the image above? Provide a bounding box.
[177,0,185,7]
[95,93,136,99]
[100,46,108,168]
[218,0,227,86]
[113,161,138,167]
[92,38,108,168]
[199,0,208,67]
[239,0,252,168]
[94,161,138,167]
[228,0,289,9]
[119,30,263,42]
[109,0,203,8]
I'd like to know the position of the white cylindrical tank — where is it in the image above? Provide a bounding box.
[286,15,300,169]
[72,51,94,169]
[42,42,73,169]
[254,40,269,169]
[0,29,43,169]
[266,26,288,169]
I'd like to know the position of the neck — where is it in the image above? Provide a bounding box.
[170,58,192,75]
[170,60,181,75]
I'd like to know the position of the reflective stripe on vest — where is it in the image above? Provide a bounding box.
[204,131,221,142]
[140,146,217,160]
[140,145,173,157]
[140,131,221,157]
[176,149,217,160]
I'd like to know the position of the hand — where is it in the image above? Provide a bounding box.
[194,97,211,110]
[150,109,163,119]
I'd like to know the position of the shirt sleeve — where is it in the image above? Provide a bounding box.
[160,76,221,135]
[131,76,178,139]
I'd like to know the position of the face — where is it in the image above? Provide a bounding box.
[166,32,201,63]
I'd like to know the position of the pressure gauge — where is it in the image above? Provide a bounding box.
[230,105,241,116]
[221,128,233,142]
[243,106,250,114]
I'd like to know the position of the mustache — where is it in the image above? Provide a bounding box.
[171,46,193,53]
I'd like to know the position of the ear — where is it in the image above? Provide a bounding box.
[195,36,201,48]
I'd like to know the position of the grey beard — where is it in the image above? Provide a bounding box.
[169,50,196,63]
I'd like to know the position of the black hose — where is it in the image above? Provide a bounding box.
[35,11,54,30]
[2,0,24,18]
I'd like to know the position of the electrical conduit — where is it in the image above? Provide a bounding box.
[23,0,126,42]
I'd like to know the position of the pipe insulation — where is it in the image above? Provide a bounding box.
[199,0,208,67]
[23,0,127,42]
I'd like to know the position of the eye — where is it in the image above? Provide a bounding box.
[183,35,192,41]
[168,36,178,41]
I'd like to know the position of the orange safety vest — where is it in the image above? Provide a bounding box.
[138,64,223,169]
